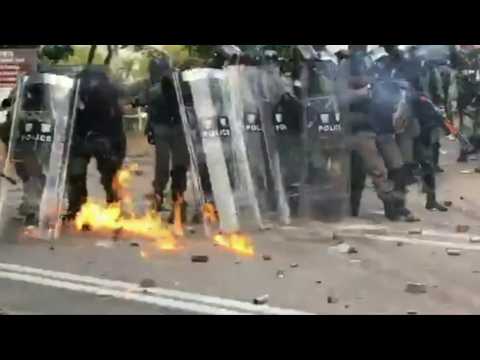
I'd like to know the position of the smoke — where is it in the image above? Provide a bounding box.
[413,45,452,62]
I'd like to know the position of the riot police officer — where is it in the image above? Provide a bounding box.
[336,45,407,221]
[65,67,126,219]
[141,55,190,223]
[381,45,448,213]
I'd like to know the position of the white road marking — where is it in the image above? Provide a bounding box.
[0,270,247,315]
[0,263,311,315]
[362,234,480,251]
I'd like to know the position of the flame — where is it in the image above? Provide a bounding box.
[202,203,255,256]
[173,195,185,237]
[213,232,255,256]
[203,203,218,224]
[74,164,179,251]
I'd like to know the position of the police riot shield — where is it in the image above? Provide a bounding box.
[0,73,79,241]
[295,52,350,222]
[178,68,263,233]
[224,65,291,226]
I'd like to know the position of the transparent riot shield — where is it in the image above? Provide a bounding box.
[224,65,291,226]
[0,73,79,241]
[178,68,263,233]
[296,60,350,223]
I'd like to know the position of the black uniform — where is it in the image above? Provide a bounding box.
[66,68,126,217]
[142,57,189,219]
[337,47,406,221]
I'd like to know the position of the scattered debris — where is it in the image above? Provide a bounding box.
[446,248,462,256]
[139,279,156,288]
[327,296,339,304]
[290,263,299,268]
[405,283,427,294]
[443,201,453,207]
[96,241,114,249]
[262,255,272,261]
[334,243,358,254]
[456,225,470,233]
[191,255,209,263]
[253,295,269,305]
[470,237,480,244]
[276,271,285,279]
[408,229,423,235]
[130,242,140,247]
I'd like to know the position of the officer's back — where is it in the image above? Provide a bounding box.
[76,68,124,139]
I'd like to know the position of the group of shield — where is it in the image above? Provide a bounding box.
[0,55,349,241]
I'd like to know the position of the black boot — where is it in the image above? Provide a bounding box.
[458,150,468,163]
[350,191,362,217]
[168,193,187,224]
[426,193,448,212]
[383,197,400,222]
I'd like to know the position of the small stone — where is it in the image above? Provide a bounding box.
[344,305,350,309]
[473,270,480,274]
[405,283,427,294]
[81,224,91,232]
[327,296,339,304]
[316,280,323,284]
[397,242,404,247]
[276,271,285,279]
[460,196,465,201]
[470,237,480,244]
[49,246,55,251]
[407,311,418,315]
[140,279,156,288]
[130,242,140,247]
[262,255,272,261]
[234,260,241,265]
[191,255,209,263]
[336,244,358,254]
[446,248,462,256]
[443,201,453,207]
[408,229,423,235]
[133,169,144,176]
[253,295,269,305]
[456,225,470,233]
[475,167,480,173]
[187,227,196,234]
[290,263,299,268]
